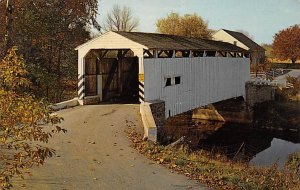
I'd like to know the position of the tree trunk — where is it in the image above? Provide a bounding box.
[4,0,13,52]
[46,44,53,101]
[57,43,63,103]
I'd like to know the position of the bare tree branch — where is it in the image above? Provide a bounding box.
[104,4,139,32]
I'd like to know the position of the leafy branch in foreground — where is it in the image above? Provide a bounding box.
[0,48,65,189]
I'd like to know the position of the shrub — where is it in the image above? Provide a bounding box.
[0,48,64,189]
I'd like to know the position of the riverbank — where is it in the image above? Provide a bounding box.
[158,99,300,165]
[127,126,300,190]
[135,99,300,189]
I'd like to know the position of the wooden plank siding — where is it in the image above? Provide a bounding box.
[100,58,118,99]
[144,57,250,118]
[85,58,97,96]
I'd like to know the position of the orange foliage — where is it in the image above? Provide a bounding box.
[272,25,300,64]
[0,48,65,189]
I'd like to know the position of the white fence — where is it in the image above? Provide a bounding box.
[144,57,250,118]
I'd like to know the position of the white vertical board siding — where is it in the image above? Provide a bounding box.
[144,57,250,118]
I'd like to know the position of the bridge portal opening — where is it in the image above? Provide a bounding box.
[84,49,139,103]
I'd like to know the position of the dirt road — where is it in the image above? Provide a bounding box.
[12,104,208,190]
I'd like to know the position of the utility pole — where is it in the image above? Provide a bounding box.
[255,47,258,78]
[4,0,13,52]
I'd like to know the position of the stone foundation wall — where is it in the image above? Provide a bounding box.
[140,100,166,142]
[245,82,275,107]
[149,100,166,129]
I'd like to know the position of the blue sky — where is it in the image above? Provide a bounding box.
[97,0,300,44]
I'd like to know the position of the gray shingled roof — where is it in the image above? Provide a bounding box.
[115,31,249,53]
[222,29,265,51]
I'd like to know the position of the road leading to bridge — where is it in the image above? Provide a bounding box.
[12,104,208,190]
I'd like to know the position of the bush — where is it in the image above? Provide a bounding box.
[0,48,64,189]
[286,151,300,177]
[286,76,300,96]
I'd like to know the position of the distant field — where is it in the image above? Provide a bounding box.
[268,58,300,64]
[265,59,300,70]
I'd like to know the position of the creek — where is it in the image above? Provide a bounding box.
[159,114,300,169]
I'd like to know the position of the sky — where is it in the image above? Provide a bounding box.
[97,0,300,44]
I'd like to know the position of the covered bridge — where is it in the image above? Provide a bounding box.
[76,31,250,118]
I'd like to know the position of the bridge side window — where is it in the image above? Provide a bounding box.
[175,76,181,85]
[165,76,181,87]
[165,78,171,87]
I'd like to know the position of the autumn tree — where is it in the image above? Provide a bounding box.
[0,0,7,54]
[0,0,100,102]
[261,43,274,59]
[156,12,212,39]
[0,48,64,189]
[0,0,13,53]
[272,25,300,64]
[103,4,139,32]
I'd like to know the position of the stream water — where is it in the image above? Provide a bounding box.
[160,115,300,168]
[250,138,300,168]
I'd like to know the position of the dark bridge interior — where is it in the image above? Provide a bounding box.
[84,49,139,103]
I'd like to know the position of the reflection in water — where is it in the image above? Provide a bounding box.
[250,138,300,169]
[160,114,300,167]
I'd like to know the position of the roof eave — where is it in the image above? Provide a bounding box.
[75,31,115,51]
[147,48,248,53]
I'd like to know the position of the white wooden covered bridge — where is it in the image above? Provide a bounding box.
[76,31,250,118]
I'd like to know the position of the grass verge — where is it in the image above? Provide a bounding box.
[126,126,300,190]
